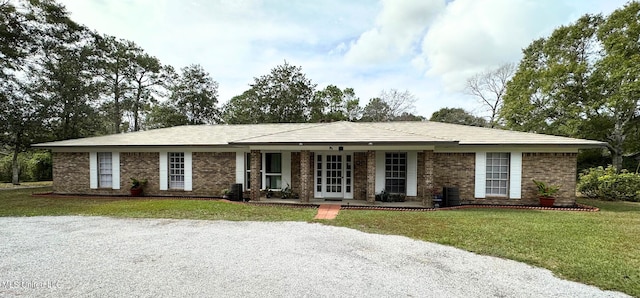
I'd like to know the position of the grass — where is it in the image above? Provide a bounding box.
[0,181,52,189]
[328,198,640,297]
[0,188,638,296]
[0,188,315,221]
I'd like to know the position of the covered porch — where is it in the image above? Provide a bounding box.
[243,148,437,205]
[250,197,429,208]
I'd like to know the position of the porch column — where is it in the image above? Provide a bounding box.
[250,150,261,201]
[300,150,311,202]
[422,150,435,207]
[366,150,376,203]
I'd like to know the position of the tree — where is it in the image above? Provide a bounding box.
[0,1,30,77]
[393,112,425,121]
[380,89,418,118]
[30,17,102,141]
[94,35,140,133]
[466,63,515,128]
[360,97,391,122]
[0,0,79,184]
[361,89,421,122]
[169,64,220,125]
[502,3,640,170]
[592,2,640,170]
[309,85,362,122]
[126,52,163,131]
[145,102,189,129]
[429,108,487,126]
[223,62,316,124]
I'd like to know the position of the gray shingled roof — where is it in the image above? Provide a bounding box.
[32,121,606,148]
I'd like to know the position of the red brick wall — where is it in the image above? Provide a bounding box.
[433,153,475,202]
[353,152,367,200]
[52,152,90,194]
[54,151,235,197]
[191,152,235,196]
[121,152,159,195]
[522,153,577,206]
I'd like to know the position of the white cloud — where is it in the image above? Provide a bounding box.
[60,0,630,118]
[345,0,445,64]
[416,0,628,92]
[417,0,575,92]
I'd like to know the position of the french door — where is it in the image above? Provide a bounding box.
[315,153,353,199]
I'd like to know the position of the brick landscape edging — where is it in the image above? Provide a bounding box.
[31,193,599,212]
[341,203,599,212]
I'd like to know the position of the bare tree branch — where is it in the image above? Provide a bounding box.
[466,63,516,128]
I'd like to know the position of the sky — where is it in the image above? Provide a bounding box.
[60,0,627,119]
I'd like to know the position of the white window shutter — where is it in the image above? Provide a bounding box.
[375,152,385,193]
[509,152,522,199]
[406,151,418,196]
[184,152,192,191]
[89,152,98,189]
[235,152,245,185]
[112,152,120,190]
[475,152,486,198]
[159,152,168,190]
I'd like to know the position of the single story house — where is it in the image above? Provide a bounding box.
[33,121,605,206]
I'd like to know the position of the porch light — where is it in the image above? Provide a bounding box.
[368,142,373,145]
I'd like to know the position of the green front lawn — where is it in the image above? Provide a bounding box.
[329,199,640,297]
[1,188,638,296]
[0,188,315,221]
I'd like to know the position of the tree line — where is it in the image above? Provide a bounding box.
[0,0,423,184]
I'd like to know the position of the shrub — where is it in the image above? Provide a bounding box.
[577,166,606,198]
[0,151,52,183]
[578,166,640,202]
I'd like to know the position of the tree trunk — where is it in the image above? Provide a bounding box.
[114,93,121,133]
[133,85,142,131]
[608,122,626,172]
[612,153,623,172]
[11,149,20,185]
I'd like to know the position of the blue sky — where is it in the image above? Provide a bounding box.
[60,0,627,119]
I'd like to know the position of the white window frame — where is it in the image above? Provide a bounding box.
[90,151,120,190]
[313,152,353,199]
[264,153,282,190]
[98,152,112,188]
[485,152,510,197]
[384,152,407,194]
[245,152,287,191]
[169,152,185,190]
[475,151,522,199]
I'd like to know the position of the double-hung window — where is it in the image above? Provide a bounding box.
[265,153,282,189]
[98,152,112,188]
[245,152,282,190]
[169,152,185,189]
[486,153,510,196]
[385,152,407,194]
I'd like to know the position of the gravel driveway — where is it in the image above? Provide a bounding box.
[0,216,629,297]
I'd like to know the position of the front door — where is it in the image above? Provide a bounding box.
[315,153,353,199]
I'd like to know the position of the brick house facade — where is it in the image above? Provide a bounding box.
[52,149,579,206]
[39,122,603,207]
